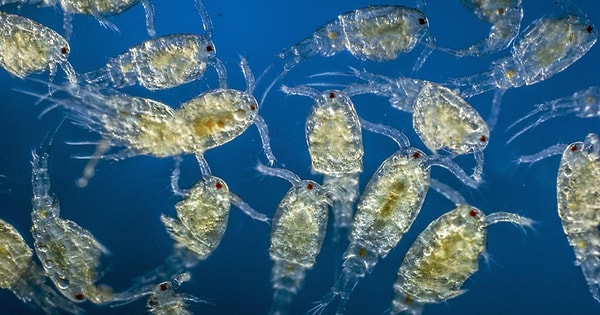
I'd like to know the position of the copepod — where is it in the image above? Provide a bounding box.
[441,0,523,57]
[132,156,269,287]
[310,122,481,315]
[256,164,329,315]
[448,4,597,129]
[506,86,600,143]
[81,0,227,90]
[391,205,533,315]
[280,84,365,244]
[45,0,155,39]
[0,218,85,314]
[30,149,120,304]
[24,56,274,187]
[145,273,202,315]
[517,133,600,304]
[257,4,433,105]
[310,68,489,182]
[0,11,76,83]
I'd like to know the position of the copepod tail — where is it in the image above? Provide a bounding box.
[306,291,336,315]
[580,254,600,303]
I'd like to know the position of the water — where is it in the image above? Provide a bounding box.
[0,1,599,314]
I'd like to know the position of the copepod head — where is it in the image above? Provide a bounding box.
[202,37,217,56]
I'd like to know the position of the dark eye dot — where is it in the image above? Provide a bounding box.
[206,45,214,52]
[306,183,314,190]
[249,104,257,111]
[587,25,593,33]
[412,151,421,159]
[480,135,487,142]
[329,92,336,99]
[159,283,169,291]
[61,47,68,54]
[215,181,223,189]
[418,18,426,25]
[74,293,84,300]
[570,144,578,152]
[469,209,478,217]
[497,8,505,15]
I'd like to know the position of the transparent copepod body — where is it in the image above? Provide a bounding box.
[82,33,224,90]
[0,218,85,314]
[452,0,523,56]
[507,14,598,87]
[556,135,600,303]
[30,151,114,304]
[337,5,430,62]
[349,147,429,257]
[173,88,259,154]
[305,90,363,175]
[392,205,532,314]
[161,176,231,259]
[53,0,141,15]
[413,81,489,155]
[392,205,486,315]
[269,179,329,315]
[0,11,75,82]
[145,273,198,315]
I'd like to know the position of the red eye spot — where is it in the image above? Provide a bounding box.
[74,293,84,300]
[329,92,336,99]
[587,25,593,33]
[159,283,168,291]
[249,104,257,111]
[418,18,426,25]
[469,209,478,217]
[206,45,214,52]
[306,183,314,190]
[61,47,68,54]
[480,135,487,142]
[412,151,421,159]
[570,144,578,152]
[215,181,223,189]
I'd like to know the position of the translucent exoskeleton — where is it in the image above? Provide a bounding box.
[310,68,489,183]
[256,164,329,315]
[132,156,269,288]
[26,56,274,187]
[281,85,364,245]
[448,8,597,129]
[30,148,138,304]
[310,126,482,314]
[506,86,600,143]
[257,4,433,105]
[391,205,533,315]
[441,0,523,57]
[81,0,227,90]
[145,273,202,315]
[517,133,600,304]
[0,218,85,314]
[0,11,76,83]
[46,0,155,39]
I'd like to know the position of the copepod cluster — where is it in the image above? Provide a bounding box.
[1,0,600,314]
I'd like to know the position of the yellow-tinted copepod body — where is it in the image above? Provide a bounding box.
[555,134,600,303]
[81,0,226,90]
[281,85,363,233]
[392,205,532,315]
[30,149,118,305]
[0,218,85,314]
[256,164,329,315]
[452,11,597,98]
[257,4,432,106]
[0,12,76,83]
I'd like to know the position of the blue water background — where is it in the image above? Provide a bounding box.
[1,0,600,314]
